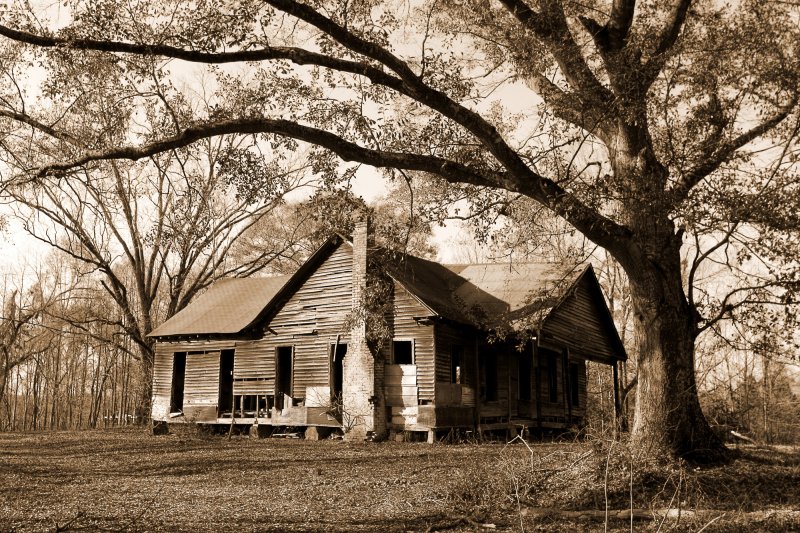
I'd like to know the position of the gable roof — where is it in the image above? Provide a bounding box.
[385,253,585,328]
[148,276,291,337]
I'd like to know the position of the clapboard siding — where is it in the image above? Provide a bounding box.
[233,340,275,380]
[542,275,619,362]
[255,244,354,400]
[182,351,221,419]
[433,323,477,407]
[391,281,435,401]
[151,344,174,420]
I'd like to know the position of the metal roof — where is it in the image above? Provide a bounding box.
[387,255,586,329]
[149,239,589,338]
[148,276,291,337]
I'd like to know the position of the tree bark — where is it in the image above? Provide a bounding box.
[625,229,727,462]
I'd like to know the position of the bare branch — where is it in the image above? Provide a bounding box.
[672,96,798,203]
[498,0,614,103]
[641,0,692,86]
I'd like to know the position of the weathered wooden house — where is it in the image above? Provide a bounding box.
[149,222,626,441]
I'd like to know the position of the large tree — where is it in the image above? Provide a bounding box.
[1,0,799,460]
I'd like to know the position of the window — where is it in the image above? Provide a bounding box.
[170,352,186,412]
[392,340,414,365]
[548,353,559,403]
[519,355,532,401]
[450,345,463,384]
[569,362,581,407]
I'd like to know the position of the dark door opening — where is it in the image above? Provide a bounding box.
[218,349,235,416]
[170,352,187,413]
[275,346,293,410]
[519,354,532,401]
[330,343,347,400]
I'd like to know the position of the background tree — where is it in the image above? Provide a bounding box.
[1,0,799,460]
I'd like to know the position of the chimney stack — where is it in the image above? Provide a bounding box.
[342,219,387,440]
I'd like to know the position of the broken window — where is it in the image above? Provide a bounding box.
[392,340,413,365]
[450,345,463,384]
[170,352,186,413]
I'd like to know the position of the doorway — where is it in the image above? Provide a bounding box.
[275,346,293,410]
[217,349,235,416]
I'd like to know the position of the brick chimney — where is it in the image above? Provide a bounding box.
[343,219,387,440]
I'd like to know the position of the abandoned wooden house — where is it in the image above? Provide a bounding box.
[149,222,626,441]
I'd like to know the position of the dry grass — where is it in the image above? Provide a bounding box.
[0,428,798,532]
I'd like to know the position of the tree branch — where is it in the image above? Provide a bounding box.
[498,0,614,104]
[671,96,798,203]
[641,0,692,86]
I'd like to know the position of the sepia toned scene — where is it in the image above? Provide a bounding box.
[0,0,798,531]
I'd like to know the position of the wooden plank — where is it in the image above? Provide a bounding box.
[185,351,221,407]
[151,347,174,421]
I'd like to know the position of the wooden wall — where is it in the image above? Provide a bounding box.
[433,323,477,407]
[250,243,354,401]
[542,274,620,363]
[184,351,221,420]
[151,340,235,422]
[389,280,436,402]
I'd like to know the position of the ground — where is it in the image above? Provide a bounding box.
[0,428,798,532]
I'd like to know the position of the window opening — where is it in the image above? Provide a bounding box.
[392,340,413,365]
[450,345,463,384]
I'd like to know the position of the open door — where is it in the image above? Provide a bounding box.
[275,346,293,410]
[217,349,235,416]
[330,343,347,399]
[170,352,186,413]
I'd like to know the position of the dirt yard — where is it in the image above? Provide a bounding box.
[1,428,798,532]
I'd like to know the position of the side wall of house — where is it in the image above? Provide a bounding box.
[151,340,236,422]
[237,243,355,403]
[433,323,477,407]
[389,280,436,403]
[541,274,620,363]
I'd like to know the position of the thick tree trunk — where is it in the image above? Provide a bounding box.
[626,230,728,463]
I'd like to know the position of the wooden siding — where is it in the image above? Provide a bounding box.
[542,275,619,362]
[433,323,477,407]
[245,244,354,401]
[232,340,272,395]
[151,343,174,421]
[183,351,221,420]
[390,280,435,401]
